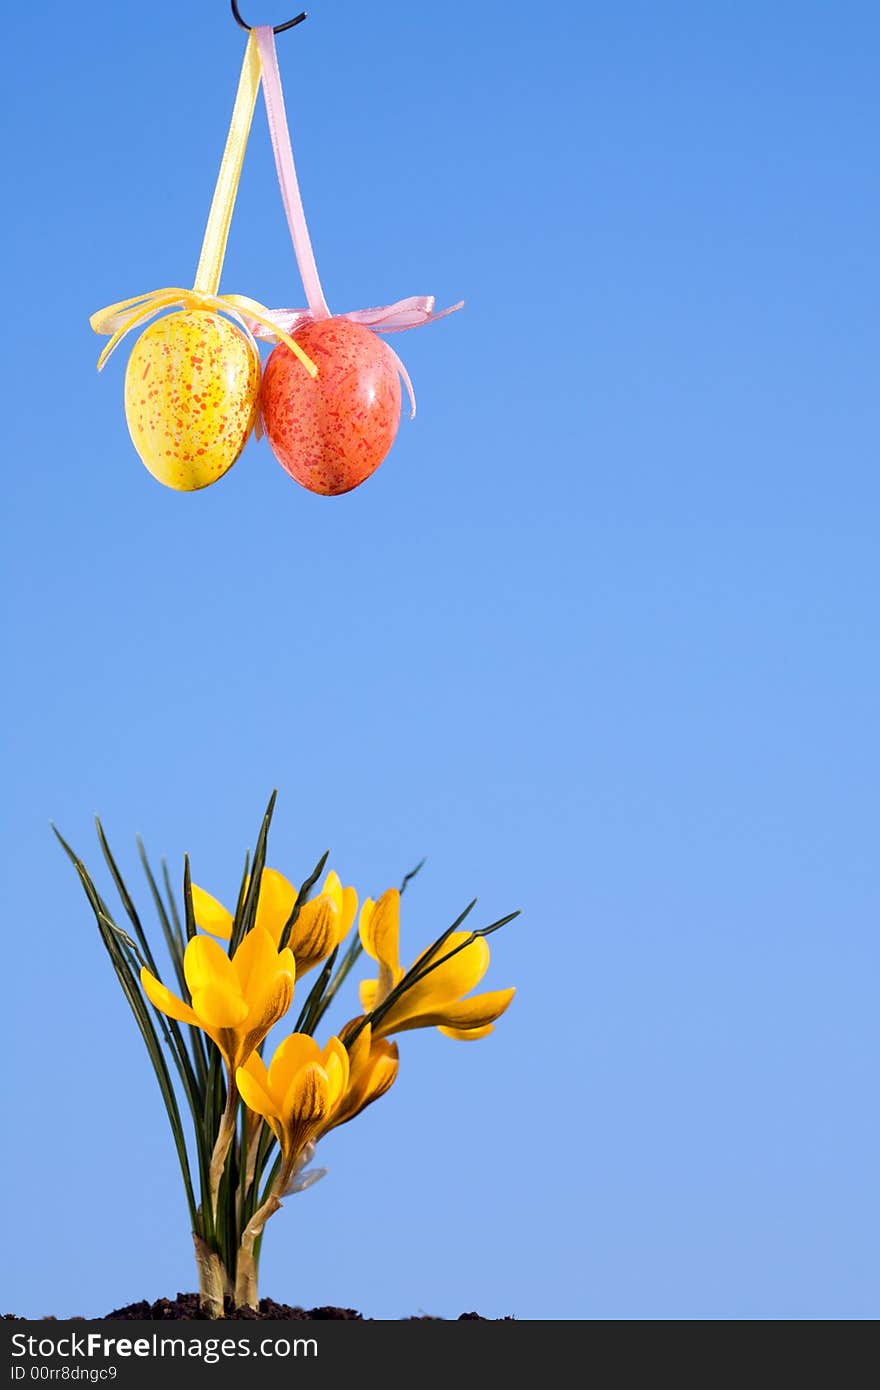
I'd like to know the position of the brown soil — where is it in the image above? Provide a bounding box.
[6,1293,497,1321]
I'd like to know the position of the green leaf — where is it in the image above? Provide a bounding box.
[139,842,209,1094]
[399,857,427,894]
[137,839,186,993]
[293,947,339,1035]
[228,792,277,956]
[231,850,251,940]
[183,855,197,942]
[95,818,161,977]
[308,932,361,1034]
[206,1044,224,1152]
[161,859,185,949]
[96,909,145,966]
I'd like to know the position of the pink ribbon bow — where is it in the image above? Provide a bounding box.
[251,26,462,417]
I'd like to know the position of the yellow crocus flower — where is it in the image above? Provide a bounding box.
[236,1033,349,1179]
[233,1032,351,1309]
[192,868,357,976]
[140,928,295,1076]
[357,888,515,1040]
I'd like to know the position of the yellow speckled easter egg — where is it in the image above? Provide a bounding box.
[123,310,260,490]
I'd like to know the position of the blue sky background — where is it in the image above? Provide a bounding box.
[1,0,878,1319]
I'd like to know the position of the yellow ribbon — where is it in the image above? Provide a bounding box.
[193,26,261,299]
[90,31,316,379]
[90,288,316,376]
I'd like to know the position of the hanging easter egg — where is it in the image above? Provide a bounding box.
[123,310,260,491]
[260,318,401,496]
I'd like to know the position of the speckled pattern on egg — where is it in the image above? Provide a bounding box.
[260,317,402,496]
[124,310,260,491]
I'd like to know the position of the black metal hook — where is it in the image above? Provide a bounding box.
[230,2,307,35]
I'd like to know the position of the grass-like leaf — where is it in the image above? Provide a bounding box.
[138,841,209,1092]
[137,838,186,993]
[182,854,200,943]
[161,860,185,951]
[228,792,277,956]
[232,850,251,939]
[399,857,427,894]
[95,818,163,978]
[293,947,339,1035]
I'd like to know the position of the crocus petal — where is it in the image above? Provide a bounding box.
[404,987,516,1035]
[239,943,295,1036]
[345,1019,372,1069]
[359,888,401,1006]
[321,870,343,911]
[236,1063,279,1124]
[254,867,298,946]
[359,899,374,943]
[140,967,198,1027]
[239,971,295,1063]
[354,1039,399,1107]
[191,982,249,1030]
[359,978,379,1012]
[358,889,400,974]
[365,1043,400,1103]
[320,874,358,933]
[340,885,358,933]
[184,934,240,999]
[191,884,234,940]
[232,925,287,999]
[437,1023,496,1041]
[396,932,490,1014]
[268,1032,322,1101]
[321,1036,350,1108]
[289,897,340,974]
[241,1051,271,1090]
[326,1029,398,1131]
[282,1061,330,1126]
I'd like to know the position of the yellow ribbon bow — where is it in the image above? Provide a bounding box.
[89,31,316,380]
[89,288,316,377]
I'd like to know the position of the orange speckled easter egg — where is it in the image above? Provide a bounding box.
[124,310,260,491]
[260,317,401,496]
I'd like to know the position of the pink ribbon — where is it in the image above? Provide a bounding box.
[252,26,462,417]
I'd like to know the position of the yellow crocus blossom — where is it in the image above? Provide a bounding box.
[236,1034,349,1178]
[140,928,295,1076]
[357,889,515,1040]
[192,868,357,976]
